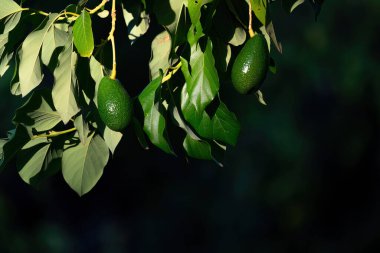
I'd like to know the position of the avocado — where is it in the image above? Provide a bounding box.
[231,33,269,94]
[97,76,132,132]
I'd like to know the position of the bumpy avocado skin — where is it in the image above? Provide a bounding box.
[97,76,132,132]
[231,34,269,94]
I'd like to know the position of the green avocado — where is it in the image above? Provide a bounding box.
[97,76,132,132]
[231,33,269,94]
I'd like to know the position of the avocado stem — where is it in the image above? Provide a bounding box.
[248,0,255,38]
[88,0,109,14]
[108,0,117,80]
[162,62,182,84]
[32,128,77,140]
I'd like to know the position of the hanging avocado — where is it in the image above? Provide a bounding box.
[97,76,133,132]
[231,33,269,94]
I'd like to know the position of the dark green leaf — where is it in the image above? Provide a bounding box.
[183,134,212,160]
[181,83,240,146]
[0,125,30,172]
[138,76,173,154]
[132,117,149,150]
[181,39,220,113]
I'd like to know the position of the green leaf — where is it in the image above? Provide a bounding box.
[52,35,80,124]
[74,114,90,145]
[27,100,61,132]
[0,0,22,21]
[149,31,171,79]
[1,11,21,35]
[250,0,267,25]
[29,146,62,187]
[17,138,51,184]
[187,0,214,25]
[256,90,267,106]
[181,39,219,113]
[18,13,59,96]
[41,25,68,66]
[73,10,94,57]
[138,76,173,154]
[153,0,185,34]
[62,133,109,196]
[181,84,240,146]
[212,102,240,146]
[13,90,62,132]
[121,3,150,44]
[308,0,323,20]
[132,117,149,150]
[183,134,212,160]
[89,56,104,107]
[265,21,282,54]
[282,0,305,13]
[103,127,123,154]
[0,125,30,172]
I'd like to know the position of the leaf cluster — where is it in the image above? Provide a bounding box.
[0,0,322,195]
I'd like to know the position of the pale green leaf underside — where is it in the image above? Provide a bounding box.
[41,25,68,66]
[19,14,59,97]
[26,98,62,132]
[62,134,109,196]
[121,3,150,44]
[18,138,51,184]
[52,37,80,124]
[0,0,22,21]
[149,31,171,79]
[103,127,123,154]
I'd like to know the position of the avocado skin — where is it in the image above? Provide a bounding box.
[231,34,269,94]
[97,76,132,132]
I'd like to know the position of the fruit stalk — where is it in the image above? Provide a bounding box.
[108,0,117,80]
[248,0,255,38]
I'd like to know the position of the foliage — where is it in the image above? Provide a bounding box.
[0,0,323,195]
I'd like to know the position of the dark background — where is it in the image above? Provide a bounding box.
[1,1,380,252]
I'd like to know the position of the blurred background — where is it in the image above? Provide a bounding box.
[1,0,380,252]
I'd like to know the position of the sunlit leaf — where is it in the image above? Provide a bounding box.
[17,138,51,184]
[74,114,90,145]
[89,56,104,107]
[282,0,305,13]
[19,14,59,96]
[62,133,109,196]
[181,39,220,113]
[149,31,171,79]
[183,135,212,160]
[103,127,123,154]
[121,3,150,44]
[73,10,94,57]
[0,0,22,21]
[52,35,80,124]
[41,25,68,66]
